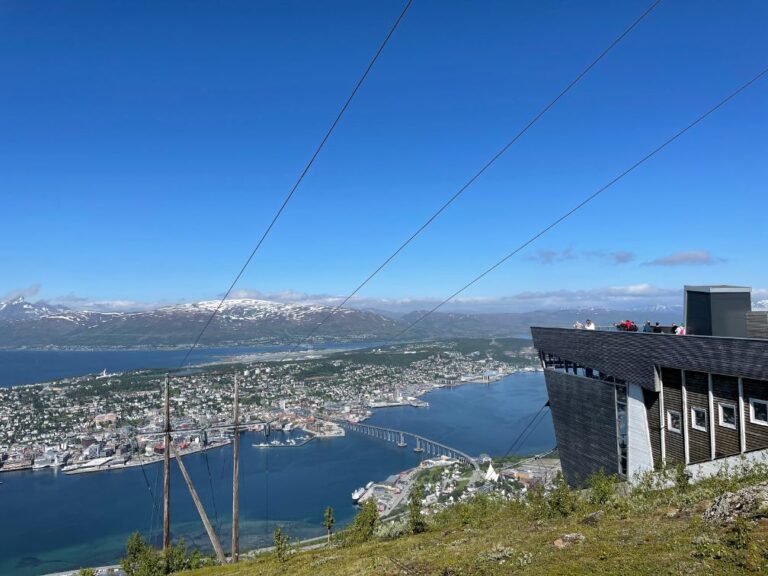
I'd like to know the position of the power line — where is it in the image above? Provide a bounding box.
[502,403,549,458]
[508,407,551,458]
[281,0,661,351]
[202,446,220,535]
[177,0,414,370]
[135,445,161,541]
[148,461,162,544]
[394,65,768,338]
[503,405,548,458]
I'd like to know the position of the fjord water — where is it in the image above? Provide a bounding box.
[0,372,552,576]
[0,344,375,388]
[0,347,273,387]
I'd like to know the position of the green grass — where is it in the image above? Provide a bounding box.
[180,464,768,576]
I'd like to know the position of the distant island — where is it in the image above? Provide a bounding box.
[0,338,540,475]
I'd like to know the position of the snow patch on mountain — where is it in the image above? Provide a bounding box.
[156,298,357,322]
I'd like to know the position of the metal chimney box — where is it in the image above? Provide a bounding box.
[684,285,752,337]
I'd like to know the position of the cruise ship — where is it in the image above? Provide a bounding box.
[351,487,365,503]
[351,481,374,503]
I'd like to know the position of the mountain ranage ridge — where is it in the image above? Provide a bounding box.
[0,296,685,349]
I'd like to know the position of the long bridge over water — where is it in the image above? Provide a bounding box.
[338,421,478,470]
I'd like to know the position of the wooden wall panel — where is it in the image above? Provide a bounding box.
[743,378,768,452]
[661,368,685,464]
[712,374,740,457]
[643,389,661,465]
[685,370,711,464]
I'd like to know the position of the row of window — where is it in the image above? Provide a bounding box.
[666,398,768,434]
[539,353,626,383]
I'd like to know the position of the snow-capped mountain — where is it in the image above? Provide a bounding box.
[0,296,687,349]
[0,297,398,348]
[0,296,68,320]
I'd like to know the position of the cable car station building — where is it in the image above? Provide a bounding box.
[530,286,768,486]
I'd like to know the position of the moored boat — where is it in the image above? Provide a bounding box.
[351,486,365,503]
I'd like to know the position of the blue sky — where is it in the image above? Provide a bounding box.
[1,0,767,312]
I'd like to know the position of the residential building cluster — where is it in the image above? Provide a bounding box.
[0,341,539,473]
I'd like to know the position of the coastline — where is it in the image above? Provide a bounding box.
[0,341,385,389]
[0,439,233,476]
[1,366,539,477]
[354,366,543,420]
[62,438,233,475]
[0,339,383,353]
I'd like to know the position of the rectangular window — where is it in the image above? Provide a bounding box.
[667,410,682,434]
[749,398,768,426]
[691,407,707,432]
[719,403,737,430]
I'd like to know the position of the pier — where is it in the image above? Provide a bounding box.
[338,421,478,470]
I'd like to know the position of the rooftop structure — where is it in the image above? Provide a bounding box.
[530,285,768,486]
[684,285,752,337]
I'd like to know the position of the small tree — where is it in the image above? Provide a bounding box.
[273,526,291,563]
[163,538,203,572]
[78,569,96,576]
[323,506,336,545]
[345,499,379,545]
[121,532,202,576]
[674,462,691,494]
[121,533,162,576]
[408,484,427,534]
[548,472,578,518]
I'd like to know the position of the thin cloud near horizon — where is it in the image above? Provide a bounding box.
[526,248,637,265]
[526,248,726,267]
[644,250,725,267]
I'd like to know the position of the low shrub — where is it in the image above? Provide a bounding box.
[587,470,616,506]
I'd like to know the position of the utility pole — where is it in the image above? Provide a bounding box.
[231,372,242,562]
[163,374,171,552]
[171,444,227,564]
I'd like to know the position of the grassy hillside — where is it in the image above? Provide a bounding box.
[181,464,768,576]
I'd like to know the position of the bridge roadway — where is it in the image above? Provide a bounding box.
[337,421,479,470]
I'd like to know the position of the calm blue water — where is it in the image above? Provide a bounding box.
[0,343,377,388]
[0,372,552,576]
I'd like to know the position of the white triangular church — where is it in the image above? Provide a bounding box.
[485,462,499,482]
